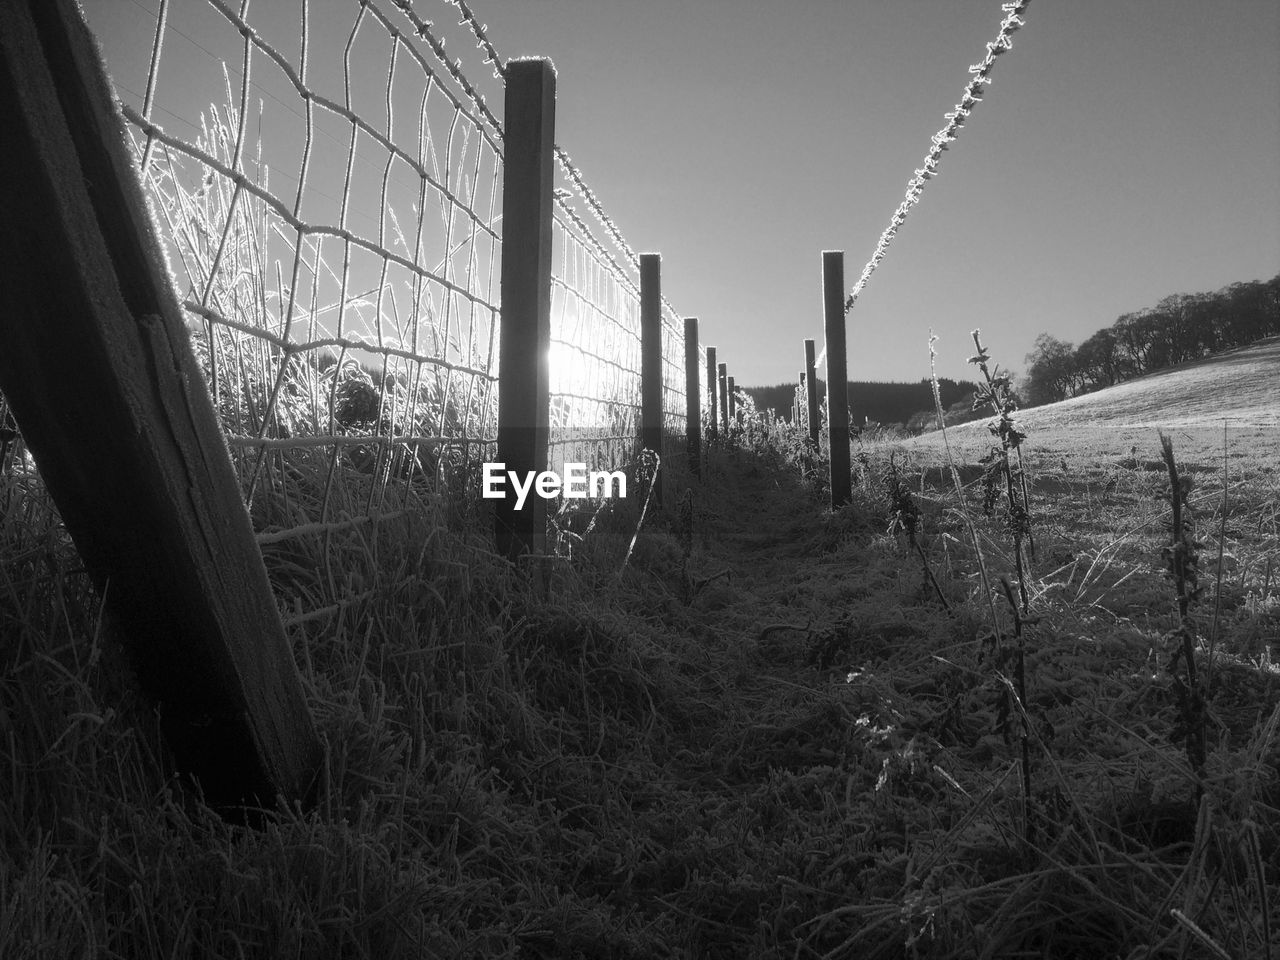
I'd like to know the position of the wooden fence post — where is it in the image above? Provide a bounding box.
[717,363,729,435]
[705,346,718,441]
[683,317,701,478]
[823,251,852,507]
[640,253,663,507]
[727,376,737,420]
[0,0,320,814]
[496,58,556,559]
[804,337,820,447]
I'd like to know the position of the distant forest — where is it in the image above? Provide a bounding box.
[1021,272,1280,406]
[745,377,981,432]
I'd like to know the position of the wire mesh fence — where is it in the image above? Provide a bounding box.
[44,0,506,565]
[548,208,642,470]
[546,197,703,472]
[1,0,706,615]
[449,3,705,470]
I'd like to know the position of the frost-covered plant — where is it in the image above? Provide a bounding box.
[969,329,1034,601]
[886,455,949,610]
[967,330,1039,843]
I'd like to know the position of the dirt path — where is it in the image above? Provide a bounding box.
[643,449,944,793]
[686,448,906,645]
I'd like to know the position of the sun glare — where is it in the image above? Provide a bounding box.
[548,338,600,427]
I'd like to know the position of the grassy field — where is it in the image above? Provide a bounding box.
[2,338,1279,958]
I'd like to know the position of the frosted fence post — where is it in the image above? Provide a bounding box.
[0,0,321,815]
[823,251,851,507]
[717,363,729,436]
[705,346,718,441]
[804,337,821,447]
[684,317,701,478]
[640,253,663,508]
[496,58,556,558]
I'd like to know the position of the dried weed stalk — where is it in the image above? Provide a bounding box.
[1158,431,1208,783]
[620,448,660,577]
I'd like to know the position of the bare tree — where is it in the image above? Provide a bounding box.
[1022,333,1077,406]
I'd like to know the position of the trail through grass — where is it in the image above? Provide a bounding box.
[3,396,1280,957]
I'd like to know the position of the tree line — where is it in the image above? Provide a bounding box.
[745,377,982,432]
[1021,273,1280,407]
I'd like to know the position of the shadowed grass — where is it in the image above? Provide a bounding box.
[5,290,1280,960]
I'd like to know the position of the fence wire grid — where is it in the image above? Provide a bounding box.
[0,0,711,617]
[0,0,710,627]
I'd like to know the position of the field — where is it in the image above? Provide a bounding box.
[2,339,1279,958]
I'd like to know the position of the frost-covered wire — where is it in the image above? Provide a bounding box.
[113,0,506,544]
[393,0,701,466]
[443,0,505,80]
[843,0,1031,315]
[388,0,505,141]
[450,0,691,339]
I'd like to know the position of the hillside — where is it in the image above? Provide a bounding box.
[1013,335,1280,430]
[897,335,1280,471]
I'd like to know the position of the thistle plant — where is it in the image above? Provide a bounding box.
[886,455,949,610]
[967,330,1038,844]
[969,329,1035,605]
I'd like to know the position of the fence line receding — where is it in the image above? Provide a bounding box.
[1,0,707,634]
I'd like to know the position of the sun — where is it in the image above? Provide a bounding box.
[548,338,599,427]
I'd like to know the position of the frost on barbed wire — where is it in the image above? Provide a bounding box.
[443,0,505,81]
[440,0,639,271]
[446,0,692,339]
[388,0,504,138]
[842,0,1031,317]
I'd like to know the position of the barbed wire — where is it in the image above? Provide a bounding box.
[386,0,505,141]
[843,0,1031,316]
[447,0,692,339]
[443,0,505,81]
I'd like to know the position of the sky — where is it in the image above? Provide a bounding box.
[80,0,1280,389]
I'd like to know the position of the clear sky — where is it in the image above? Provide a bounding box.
[82,0,1280,389]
